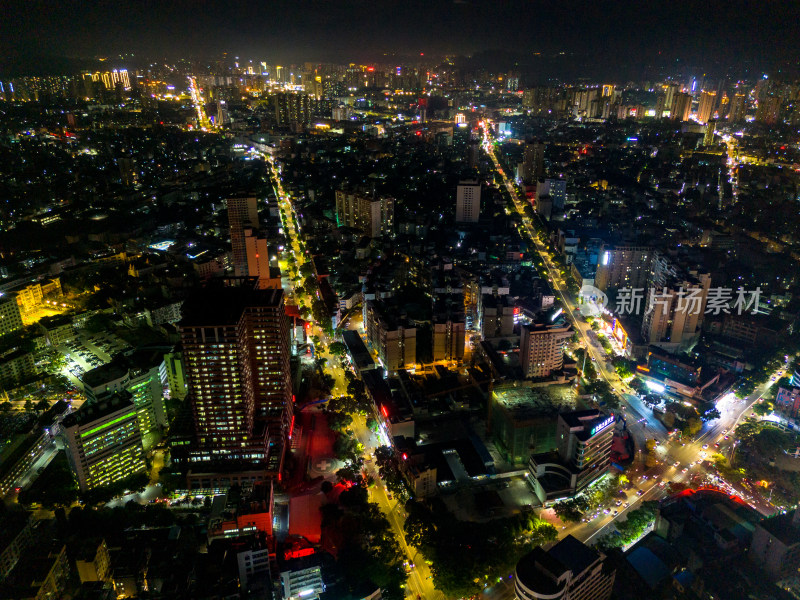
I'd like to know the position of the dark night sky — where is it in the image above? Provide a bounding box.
[2,1,800,77]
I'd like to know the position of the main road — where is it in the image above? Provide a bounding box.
[261,150,443,600]
[480,122,783,516]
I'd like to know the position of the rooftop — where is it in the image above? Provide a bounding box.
[180,281,283,327]
[758,511,800,547]
[62,392,135,429]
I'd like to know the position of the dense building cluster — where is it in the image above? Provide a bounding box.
[1,51,800,600]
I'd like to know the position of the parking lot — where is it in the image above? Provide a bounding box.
[59,332,132,383]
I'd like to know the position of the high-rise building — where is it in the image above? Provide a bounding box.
[755,95,782,125]
[0,294,24,336]
[180,282,292,469]
[334,189,395,237]
[365,300,417,374]
[280,557,325,600]
[696,90,717,123]
[514,535,615,600]
[244,228,281,289]
[227,197,259,277]
[703,120,717,146]
[536,178,567,212]
[671,92,692,121]
[81,356,167,444]
[641,255,712,350]
[274,92,312,126]
[455,180,481,223]
[594,245,653,292]
[93,69,131,91]
[479,294,515,339]
[519,321,572,378]
[161,351,188,400]
[528,409,615,502]
[63,394,147,492]
[118,157,138,186]
[467,137,480,169]
[522,138,545,184]
[432,296,465,362]
[750,508,800,579]
[522,86,559,116]
[728,92,747,122]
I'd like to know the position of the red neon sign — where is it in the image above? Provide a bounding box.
[381,405,388,417]
[288,415,295,439]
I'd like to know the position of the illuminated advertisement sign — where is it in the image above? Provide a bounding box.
[590,415,614,436]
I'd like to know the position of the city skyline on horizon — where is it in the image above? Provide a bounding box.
[3,1,800,79]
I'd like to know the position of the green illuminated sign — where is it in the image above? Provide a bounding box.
[80,411,137,438]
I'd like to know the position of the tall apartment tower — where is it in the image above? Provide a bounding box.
[522,138,545,184]
[227,197,259,277]
[244,228,280,289]
[704,120,717,146]
[0,295,24,336]
[519,322,572,378]
[697,91,717,123]
[179,282,292,468]
[514,535,615,600]
[62,394,147,492]
[455,180,481,223]
[641,254,712,351]
[755,95,782,125]
[728,93,747,122]
[334,190,394,237]
[594,245,653,292]
[467,137,480,169]
[671,92,693,121]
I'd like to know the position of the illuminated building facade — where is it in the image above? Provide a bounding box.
[63,394,147,492]
[455,180,481,223]
[81,356,167,445]
[528,409,614,503]
[334,189,395,237]
[641,256,711,350]
[280,558,325,600]
[514,535,615,600]
[227,196,260,277]
[522,138,545,185]
[697,90,717,123]
[594,245,653,292]
[179,282,292,471]
[728,93,747,122]
[671,92,693,121]
[274,92,312,126]
[0,294,24,337]
[364,300,416,374]
[519,322,572,378]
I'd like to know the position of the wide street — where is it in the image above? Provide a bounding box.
[262,151,442,600]
[480,122,784,516]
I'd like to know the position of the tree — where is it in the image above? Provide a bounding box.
[328,342,347,356]
[700,406,722,422]
[24,398,33,412]
[34,398,50,413]
[661,411,676,429]
[684,417,703,437]
[333,434,361,463]
[0,401,12,411]
[752,401,774,417]
[327,411,353,431]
